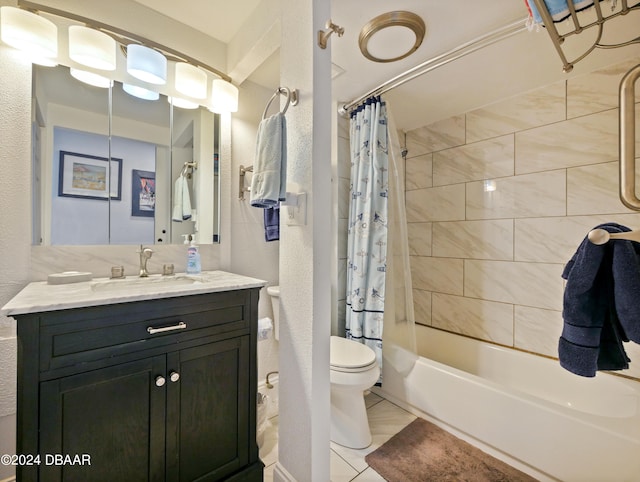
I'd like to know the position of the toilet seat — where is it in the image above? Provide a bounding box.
[330,336,377,373]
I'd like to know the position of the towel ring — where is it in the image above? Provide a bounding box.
[262,87,298,120]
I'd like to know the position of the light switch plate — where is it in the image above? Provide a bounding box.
[285,192,307,226]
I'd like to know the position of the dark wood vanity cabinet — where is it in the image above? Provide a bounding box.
[15,288,264,482]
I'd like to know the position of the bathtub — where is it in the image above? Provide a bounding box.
[375,326,640,482]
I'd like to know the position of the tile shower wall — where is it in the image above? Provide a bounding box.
[335,114,350,337]
[405,56,640,381]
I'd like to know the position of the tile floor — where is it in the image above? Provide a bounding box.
[259,392,417,481]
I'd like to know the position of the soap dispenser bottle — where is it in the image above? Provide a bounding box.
[185,236,201,274]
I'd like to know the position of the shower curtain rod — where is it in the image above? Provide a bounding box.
[339,18,528,115]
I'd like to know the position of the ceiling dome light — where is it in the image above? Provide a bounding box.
[175,62,207,99]
[359,11,425,63]
[126,44,167,85]
[123,83,159,100]
[209,79,239,113]
[169,97,199,110]
[68,26,116,71]
[70,68,112,88]
[0,6,57,61]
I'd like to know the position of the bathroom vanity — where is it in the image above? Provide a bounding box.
[2,271,266,482]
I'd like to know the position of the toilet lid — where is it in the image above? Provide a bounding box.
[330,336,377,369]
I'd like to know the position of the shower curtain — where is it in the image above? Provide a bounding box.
[346,96,416,382]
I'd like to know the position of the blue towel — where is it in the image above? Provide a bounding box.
[264,206,280,242]
[250,112,287,208]
[560,223,640,377]
[526,0,598,24]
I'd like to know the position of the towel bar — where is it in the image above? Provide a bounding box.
[619,63,640,210]
[528,0,640,73]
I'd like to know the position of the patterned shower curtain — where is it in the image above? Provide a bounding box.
[346,96,388,377]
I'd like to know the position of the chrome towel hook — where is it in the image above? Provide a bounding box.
[262,87,299,120]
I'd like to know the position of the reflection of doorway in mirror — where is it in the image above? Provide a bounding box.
[50,128,157,245]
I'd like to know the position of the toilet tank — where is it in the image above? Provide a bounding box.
[266,285,279,340]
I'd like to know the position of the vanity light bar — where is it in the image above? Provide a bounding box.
[3,1,239,112]
[0,6,57,63]
[68,25,116,71]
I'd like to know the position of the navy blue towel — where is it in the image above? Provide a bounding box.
[264,206,280,242]
[560,223,640,377]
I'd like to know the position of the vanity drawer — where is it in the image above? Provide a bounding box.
[37,289,256,374]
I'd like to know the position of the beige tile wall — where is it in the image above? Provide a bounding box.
[335,115,350,337]
[405,56,640,380]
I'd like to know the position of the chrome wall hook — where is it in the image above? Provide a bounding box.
[318,19,344,49]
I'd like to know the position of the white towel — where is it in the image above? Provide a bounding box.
[172,174,192,221]
[250,112,287,208]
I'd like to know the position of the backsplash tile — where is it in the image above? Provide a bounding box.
[30,244,220,282]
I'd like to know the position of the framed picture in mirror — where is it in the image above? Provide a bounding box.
[58,151,122,200]
[132,169,156,217]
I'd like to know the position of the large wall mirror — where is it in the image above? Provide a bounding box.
[32,64,220,246]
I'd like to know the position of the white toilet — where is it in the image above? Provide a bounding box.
[267,286,380,449]
[329,335,380,448]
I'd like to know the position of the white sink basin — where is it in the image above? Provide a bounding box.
[90,274,205,292]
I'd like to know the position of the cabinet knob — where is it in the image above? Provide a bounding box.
[155,376,166,387]
[169,371,180,383]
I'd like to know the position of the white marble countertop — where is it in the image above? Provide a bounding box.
[1,270,266,316]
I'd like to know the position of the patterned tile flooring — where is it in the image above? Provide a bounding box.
[260,393,417,481]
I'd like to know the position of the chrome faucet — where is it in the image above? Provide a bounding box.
[138,245,153,277]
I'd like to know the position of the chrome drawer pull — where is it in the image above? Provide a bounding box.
[147,321,187,334]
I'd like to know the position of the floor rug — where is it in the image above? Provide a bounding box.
[365,418,538,482]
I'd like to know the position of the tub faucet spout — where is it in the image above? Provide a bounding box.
[138,245,153,277]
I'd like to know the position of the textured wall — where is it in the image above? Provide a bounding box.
[404,56,640,381]
[230,79,280,383]
[0,6,32,475]
[275,0,332,480]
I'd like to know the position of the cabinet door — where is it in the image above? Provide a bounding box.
[40,356,167,482]
[166,336,250,482]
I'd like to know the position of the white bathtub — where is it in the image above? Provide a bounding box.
[375,326,640,482]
